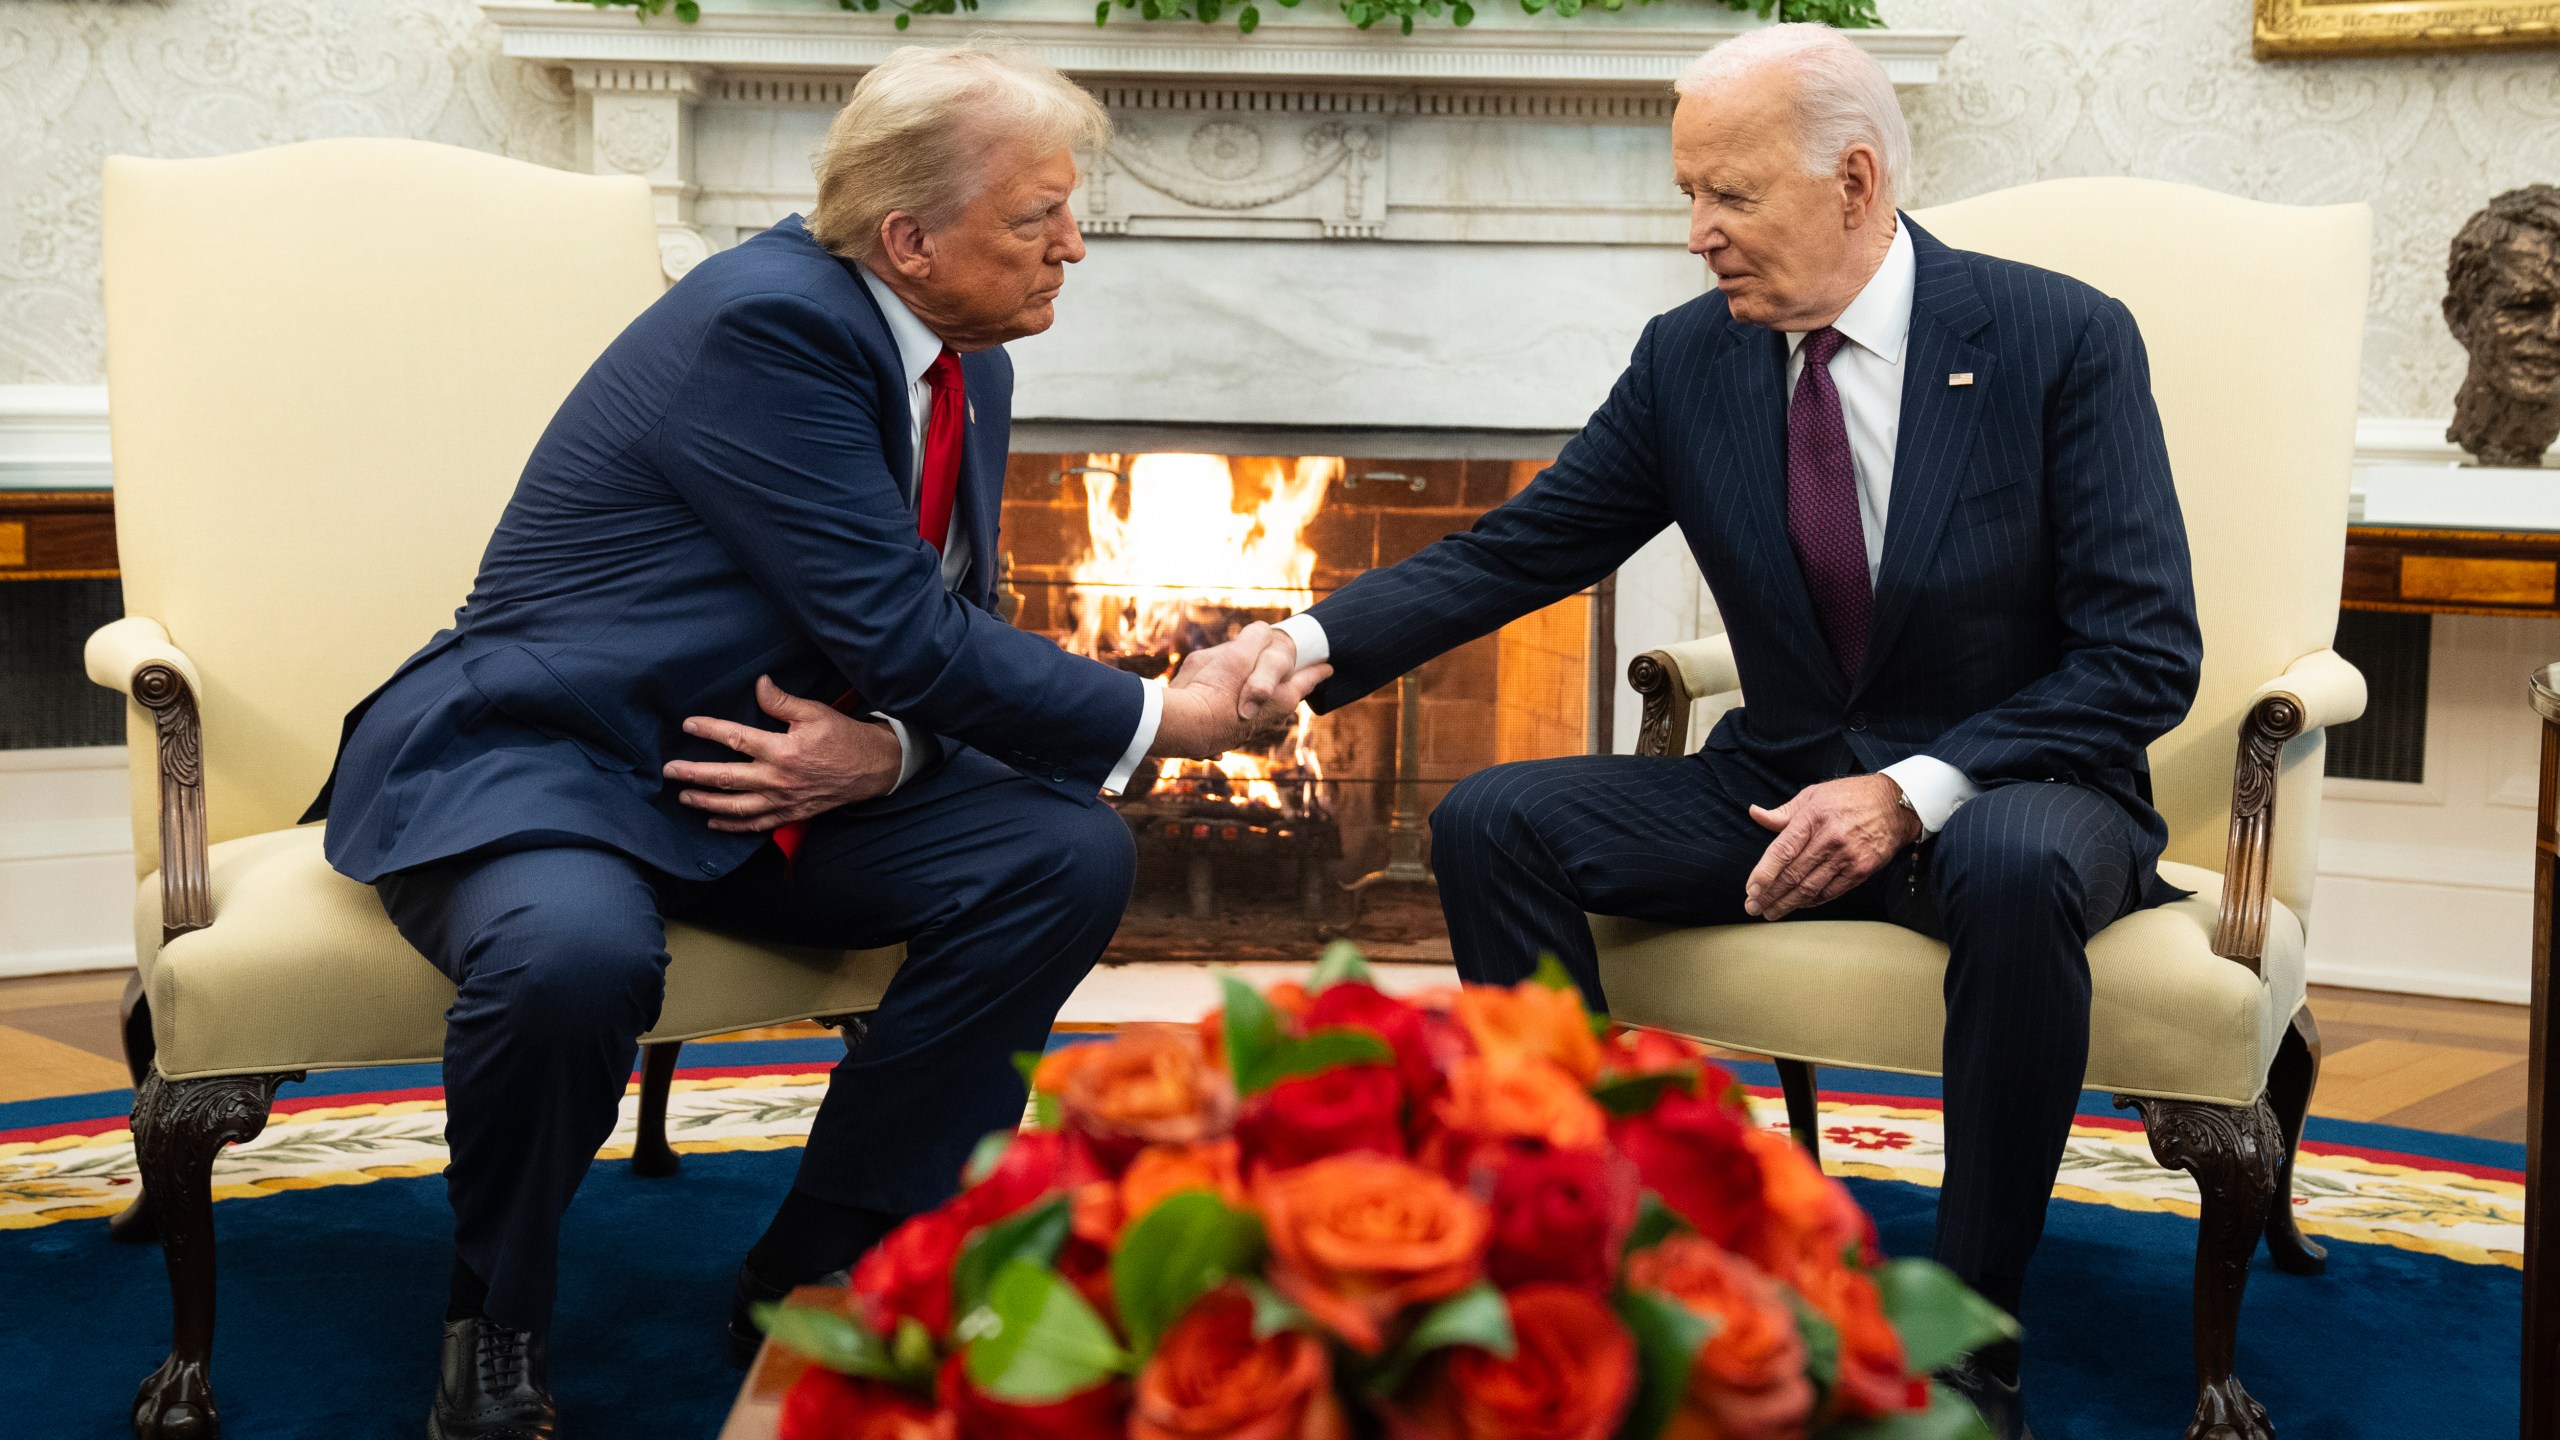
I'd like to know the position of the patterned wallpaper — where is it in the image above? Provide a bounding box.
[1,0,2555,419]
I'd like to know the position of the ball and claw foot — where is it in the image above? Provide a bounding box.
[2188,1376,2273,1440]
[133,1354,219,1440]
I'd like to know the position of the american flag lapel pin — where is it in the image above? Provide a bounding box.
[1948,372,1975,387]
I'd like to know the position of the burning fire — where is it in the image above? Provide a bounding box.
[1065,453,1341,811]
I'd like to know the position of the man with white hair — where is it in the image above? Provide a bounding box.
[305,44,1321,1437]
[1242,24,2201,1435]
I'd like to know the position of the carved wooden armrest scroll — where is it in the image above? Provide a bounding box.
[1628,650,1692,759]
[133,662,212,947]
[2210,690,2310,972]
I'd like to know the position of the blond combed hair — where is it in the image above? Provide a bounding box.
[809,41,1110,260]
[1674,24,1911,203]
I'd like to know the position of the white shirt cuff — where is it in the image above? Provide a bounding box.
[1275,612,1331,669]
[1879,755,1978,836]
[872,713,928,795]
[1103,680,1163,797]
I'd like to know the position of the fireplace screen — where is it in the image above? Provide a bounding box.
[1000,449,1601,964]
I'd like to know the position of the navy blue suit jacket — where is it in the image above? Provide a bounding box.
[1307,218,2204,857]
[308,215,1145,885]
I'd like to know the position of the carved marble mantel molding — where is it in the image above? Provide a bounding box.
[483,3,1958,277]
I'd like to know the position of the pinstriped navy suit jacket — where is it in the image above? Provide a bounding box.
[1306,217,2204,857]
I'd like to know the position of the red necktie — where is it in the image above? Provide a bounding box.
[1785,327,1871,677]
[771,348,967,871]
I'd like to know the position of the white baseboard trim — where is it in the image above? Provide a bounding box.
[2306,957,2529,1006]
[0,946,135,981]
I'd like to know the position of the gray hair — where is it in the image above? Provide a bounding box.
[1674,24,1911,200]
[809,41,1110,260]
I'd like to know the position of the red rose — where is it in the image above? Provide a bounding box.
[1608,1087,1765,1250]
[1599,1026,1710,1077]
[1238,1063,1407,1171]
[780,1366,955,1440]
[849,1208,970,1339]
[1303,982,1443,1108]
[1791,1260,1916,1420]
[1484,1148,1638,1295]
[937,1353,1128,1440]
[1393,1284,1636,1440]
[953,1130,1094,1230]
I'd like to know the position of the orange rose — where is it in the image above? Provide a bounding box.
[1054,1025,1237,1170]
[1626,1236,1816,1440]
[1394,1285,1636,1440]
[1074,1141,1248,1247]
[1255,1153,1490,1353]
[1599,1025,1710,1076]
[1737,1129,1875,1283]
[1429,1056,1608,1175]
[1790,1260,1916,1420]
[1455,984,1604,1083]
[1132,1286,1349,1440]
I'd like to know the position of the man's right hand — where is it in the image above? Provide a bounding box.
[1150,621,1332,759]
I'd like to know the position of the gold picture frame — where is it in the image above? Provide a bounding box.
[2255,0,2560,57]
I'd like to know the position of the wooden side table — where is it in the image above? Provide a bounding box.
[0,489,116,581]
[2527,666,2560,1440]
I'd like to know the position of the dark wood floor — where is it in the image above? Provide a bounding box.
[0,973,2530,1140]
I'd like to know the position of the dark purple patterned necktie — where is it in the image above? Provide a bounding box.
[1786,326,1870,677]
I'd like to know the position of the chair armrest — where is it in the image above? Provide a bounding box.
[1627,634,1739,757]
[2213,648,2367,967]
[84,617,212,944]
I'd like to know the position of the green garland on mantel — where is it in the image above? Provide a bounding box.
[573,0,1879,39]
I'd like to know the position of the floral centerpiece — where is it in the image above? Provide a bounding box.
[754,945,2013,1439]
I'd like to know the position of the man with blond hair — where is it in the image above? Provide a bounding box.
[307,44,1320,1437]
[1240,25,2201,1436]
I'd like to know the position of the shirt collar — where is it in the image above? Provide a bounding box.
[1783,218,1915,366]
[854,261,946,389]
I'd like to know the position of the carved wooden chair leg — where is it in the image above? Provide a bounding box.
[130,1067,296,1440]
[2261,1008,2327,1276]
[111,974,162,1246]
[2119,1094,2281,1440]
[631,1041,683,1179]
[1776,1059,1821,1159]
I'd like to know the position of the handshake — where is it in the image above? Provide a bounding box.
[1147,621,1334,760]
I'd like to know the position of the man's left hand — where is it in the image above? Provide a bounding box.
[1743,774,1921,921]
[664,675,904,833]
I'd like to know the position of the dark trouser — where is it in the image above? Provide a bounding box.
[1429,747,2145,1310]
[375,748,1136,1336]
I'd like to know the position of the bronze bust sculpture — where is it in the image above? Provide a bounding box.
[2445,184,2560,468]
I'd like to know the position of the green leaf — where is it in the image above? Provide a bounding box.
[1451,1,1473,21]
[1614,1288,1717,1440]
[1096,0,1113,19]
[1590,1067,1701,1117]
[1817,1382,1997,1440]
[675,0,701,19]
[891,1316,938,1377]
[1309,940,1375,991]
[1220,973,1285,1093]
[1788,1287,1842,1404]
[1261,1027,1395,1089]
[1368,1282,1514,1395]
[894,10,910,25]
[1238,4,1260,27]
[1013,1050,1044,1091]
[1622,1190,1689,1259]
[753,1302,916,1383]
[964,1258,1133,1401]
[1530,952,1579,992]
[1109,1190,1268,1357]
[954,1194,1072,1323]
[1872,1260,2019,1376]
[1239,1275,1311,1339]
[964,1129,1015,1186]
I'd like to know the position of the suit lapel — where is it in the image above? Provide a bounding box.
[1711,323,1842,701]
[1856,223,1992,695]
[830,241,920,489]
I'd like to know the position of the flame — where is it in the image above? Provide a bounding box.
[1063,452,1339,812]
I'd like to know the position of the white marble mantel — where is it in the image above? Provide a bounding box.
[482,0,1958,432]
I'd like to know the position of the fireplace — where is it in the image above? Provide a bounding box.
[999,446,1598,961]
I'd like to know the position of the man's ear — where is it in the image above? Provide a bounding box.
[877,212,934,282]
[1839,144,1885,230]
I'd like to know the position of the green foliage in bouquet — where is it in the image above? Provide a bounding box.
[568,0,1881,38]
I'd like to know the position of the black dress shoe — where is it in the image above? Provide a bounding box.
[1938,1355,2034,1440]
[429,1317,557,1440]
[729,1259,855,1368]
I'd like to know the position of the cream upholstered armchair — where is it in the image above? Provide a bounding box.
[1597,179,2369,1440]
[92,140,903,1439]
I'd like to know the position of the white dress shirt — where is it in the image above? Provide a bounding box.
[1278,221,1979,834]
[855,263,1158,795]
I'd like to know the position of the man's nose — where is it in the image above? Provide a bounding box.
[1055,206,1088,264]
